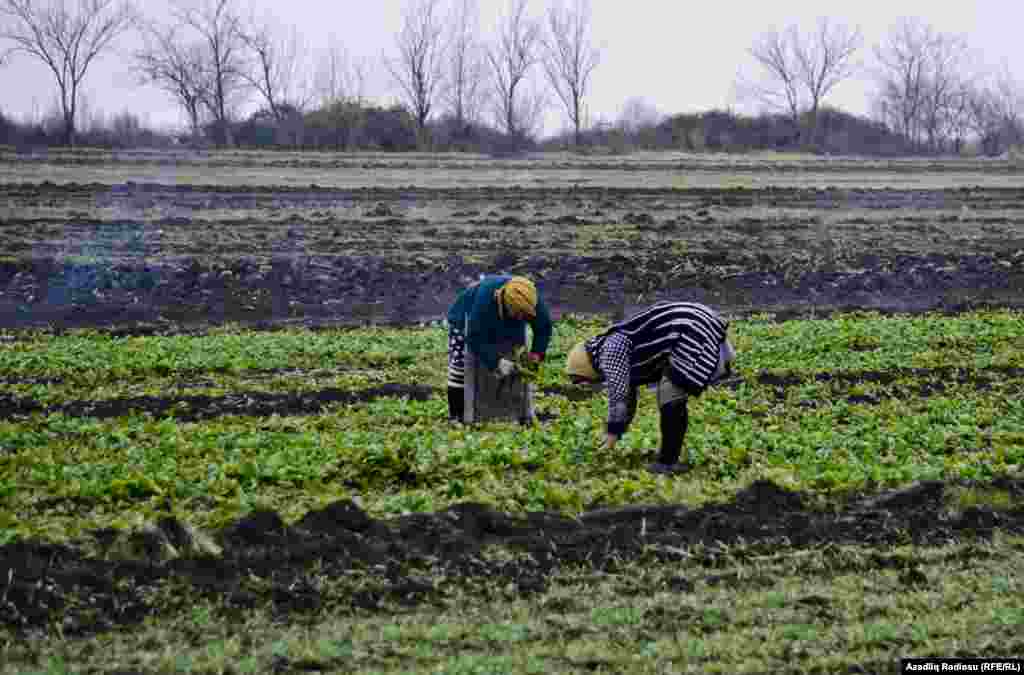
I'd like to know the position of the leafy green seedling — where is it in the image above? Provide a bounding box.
[513,346,542,383]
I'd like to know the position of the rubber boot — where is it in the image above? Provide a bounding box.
[649,399,689,474]
[447,386,465,423]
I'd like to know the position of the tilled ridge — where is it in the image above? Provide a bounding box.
[1,478,1021,636]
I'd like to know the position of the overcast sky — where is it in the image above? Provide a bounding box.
[0,0,1021,136]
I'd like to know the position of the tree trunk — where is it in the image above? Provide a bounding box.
[63,85,76,147]
[64,108,76,147]
[573,96,581,147]
[804,104,819,151]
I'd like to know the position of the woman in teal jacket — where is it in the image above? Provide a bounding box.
[446,275,553,422]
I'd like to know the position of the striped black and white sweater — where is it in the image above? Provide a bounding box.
[583,302,729,436]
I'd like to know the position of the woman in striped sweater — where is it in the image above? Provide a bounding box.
[565,301,735,475]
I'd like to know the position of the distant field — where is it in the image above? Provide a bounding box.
[1,147,1023,189]
[1,150,1023,330]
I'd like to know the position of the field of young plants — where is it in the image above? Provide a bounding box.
[1,150,1023,673]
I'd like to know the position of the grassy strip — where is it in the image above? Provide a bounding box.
[3,536,1022,674]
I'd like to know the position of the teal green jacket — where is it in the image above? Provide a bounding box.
[447,275,553,371]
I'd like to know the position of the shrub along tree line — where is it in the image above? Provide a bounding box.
[542,107,921,157]
[0,105,539,154]
[0,104,964,157]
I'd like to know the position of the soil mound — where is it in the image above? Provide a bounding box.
[2,479,1022,636]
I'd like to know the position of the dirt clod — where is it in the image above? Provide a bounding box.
[3,479,1022,637]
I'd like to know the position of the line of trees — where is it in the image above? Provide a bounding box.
[1,0,1021,156]
[735,16,1024,156]
[0,0,604,152]
[870,18,1023,155]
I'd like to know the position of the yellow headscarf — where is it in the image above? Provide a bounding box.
[565,342,599,380]
[495,276,537,320]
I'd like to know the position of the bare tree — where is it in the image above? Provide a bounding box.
[738,18,860,148]
[316,37,369,107]
[872,18,940,148]
[488,0,542,139]
[738,26,803,129]
[241,20,313,122]
[987,66,1024,152]
[134,19,209,142]
[874,20,969,152]
[443,0,486,129]
[0,0,130,146]
[542,0,600,147]
[175,0,248,147]
[943,80,975,155]
[385,0,445,143]
[513,86,546,139]
[793,18,861,148]
[920,33,969,152]
[965,81,1002,156]
[312,36,371,150]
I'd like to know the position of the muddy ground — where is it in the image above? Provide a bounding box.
[3,479,1023,638]
[1,182,1023,333]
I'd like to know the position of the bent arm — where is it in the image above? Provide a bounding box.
[528,299,553,357]
[599,334,635,437]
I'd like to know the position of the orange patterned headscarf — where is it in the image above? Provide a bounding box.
[495,276,537,320]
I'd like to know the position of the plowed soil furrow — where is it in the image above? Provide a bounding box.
[0,383,434,422]
[1,479,1021,637]
[3,182,1023,331]
[2,365,1021,423]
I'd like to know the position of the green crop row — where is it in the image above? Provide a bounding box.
[0,325,443,381]
[2,311,1021,380]
[1,310,1022,545]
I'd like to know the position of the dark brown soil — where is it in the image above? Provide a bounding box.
[1,183,1023,333]
[2,479,1022,637]
[1,365,1020,424]
[0,383,435,423]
